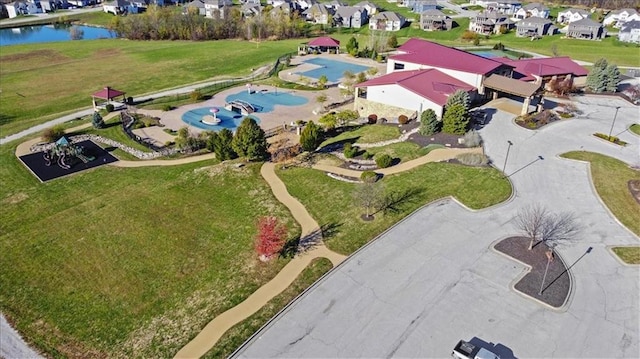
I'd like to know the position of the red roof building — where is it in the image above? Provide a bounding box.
[91,86,127,110]
[308,37,340,47]
[493,56,588,82]
[92,86,126,100]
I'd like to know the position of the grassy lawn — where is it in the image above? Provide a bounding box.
[0,141,301,358]
[278,162,511,254]
[204,258,333,358]
[612,247,640,265]
[319,125,401,148]
[363,141,423,162]
[0,38,300,136]
[561,151,640,237]
[630,124,640,136]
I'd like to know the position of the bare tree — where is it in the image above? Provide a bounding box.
[353,182,385,220]
[514,204,549,250]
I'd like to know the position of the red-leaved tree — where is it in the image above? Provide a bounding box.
[255,216,287,261]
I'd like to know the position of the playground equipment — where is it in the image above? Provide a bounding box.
[225,100,255,115]
[43,136,94,170]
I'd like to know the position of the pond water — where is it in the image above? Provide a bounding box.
[0,24,115,46]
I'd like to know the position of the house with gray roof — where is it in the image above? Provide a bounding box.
[618,20,640,43]
[557,8,589,24]
[420,9,453,31]
[486,0,522,16]
[334,6,368,28]
[516,16,555,37]
[604,8,640,28]
[303,3,331,24]
[514,2,549,20]
[369,11,405,31]
[566,18,605,40]
[354,1,377,15]
[469,10,513,35]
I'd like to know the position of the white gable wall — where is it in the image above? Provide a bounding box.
[365,83,444,117]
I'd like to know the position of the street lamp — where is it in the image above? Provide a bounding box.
[502,140,513,175]
[607,106,621,140]
[539,246,555,295]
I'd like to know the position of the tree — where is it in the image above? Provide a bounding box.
[355,71,367,84]
[208,128,237,161]
[255,216,287,261]
[317,75,328,89]
[604,63,621,93]
[586,58,609,93]
[346,36,359,55]
[315,93,328,111]
[419,109,440,135]
[232,117,268,160]
[42,125,65,143]
[318,113,338,130]
[514,204,579,250]
[514,204,548,250]
[445,90,470,111]
[336,109,359,126]
[442,104,469,135]
[300,121,322,151]
[92,111,104,129]
[366,67,378,78]
[387,34,398,49]
[353,181,385,220]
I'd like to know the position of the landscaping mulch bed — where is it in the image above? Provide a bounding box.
[629,180,640,205]
[494,236,570,308]
[407,131,465,148]
[515,110,561,130]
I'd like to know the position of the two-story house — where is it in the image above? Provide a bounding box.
[420,9,453,31]
[334,6,368,28]
[303,3,331,25]
[5,1,41,18]
[618,20,640,43]
[369,11,405,31]
[566,18,605,40]
[604,8,640,28]
[487,0,522,16]
[513,2,549,20]
[469,11,513,35]
[183,0,206,15]
[516,16,555,37]
[354,1,377,15]
[401,0,436,14]
[103,0,140,15]
[557,8,589,24]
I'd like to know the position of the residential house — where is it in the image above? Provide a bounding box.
[295,0,316,11]
[354,1,376,15]
[183,0,206,15]
[515,17,555,37]
[325,0,344,10]
[618,20,640,43]
[420,9,453,31]
[5,1,41,18]
[303,3,331,24]
[469,11,513,35]
[369,11,405,31]
[67,0,93,7]
[566,17,605,40]
[401,0,437,14]
[40,0,56,12]
[103,0,140,15]
[513,2,549,20]
[241,2,261,17]
[354,69,477,120]
[270,1,295,17]
[203,0,229,19]
[604,8,639,28]
[487,0,522,16]
[557,8,589,24]
[334,6,368,28]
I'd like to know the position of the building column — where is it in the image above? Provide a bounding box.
[522,96,531,115]
[492,91,499,100]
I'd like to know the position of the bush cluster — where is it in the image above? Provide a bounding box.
[375,153,393,168]
[360,171,378,183]
[398,115,409,125]
[343,143,359,158]
[42,125,66,143]
[456,153,489,166]
[368,114,377,124]
[463,130,482,147]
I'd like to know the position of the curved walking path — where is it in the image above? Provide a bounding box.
[174,162,346,359]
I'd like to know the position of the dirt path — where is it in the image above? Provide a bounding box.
[174,162,345,359]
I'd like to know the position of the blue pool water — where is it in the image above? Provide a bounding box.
[0,25,115,46]
[296,57,369,82]
[225,90,308,112]
[181,107,260,131]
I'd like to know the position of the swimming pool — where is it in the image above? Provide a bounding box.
[181,107,260,131]
[467,49,529,60]
[296,57,369,82]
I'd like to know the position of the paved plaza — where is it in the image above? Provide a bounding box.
[233,96,639,358]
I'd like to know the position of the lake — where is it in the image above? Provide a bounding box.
[0,24,116,46]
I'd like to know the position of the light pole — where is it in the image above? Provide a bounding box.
[539,247,554,295]
[502,140,513,175]
[607,106,620,140]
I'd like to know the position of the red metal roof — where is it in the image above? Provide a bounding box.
[355,69,475,106]
[392,38,507,75]
[92,86,125,99]
[308,37,340,47]
[494,57,588,81]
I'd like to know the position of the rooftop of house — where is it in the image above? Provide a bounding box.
[620,20,640,31]
[607,8,638,16]
[568,17,603,27]
[559,8,589,16]
[307,36,340,46]
[335,6,362,18]
[354,68,475,106]
[517,16,551,25]
[522,2,548,11]
[372,11,403,21]
[421,9,447,18]
[391,38,508,75]
[494,56,588,81]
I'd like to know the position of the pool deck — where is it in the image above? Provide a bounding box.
[280,54,386,86]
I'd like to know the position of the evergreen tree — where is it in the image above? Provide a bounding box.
[346,36,359,55]
[604,63,621,93]
[387,34,398,49]
[445,90,471,111]
[300,121,322,152]
[91,111,104,129]
[232,117,268,160]
[586,58,608,93]
[419,109,440,136]
[214,128,237,161]
[442,104,469,135]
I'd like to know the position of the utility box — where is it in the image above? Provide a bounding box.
[452,340,500,359]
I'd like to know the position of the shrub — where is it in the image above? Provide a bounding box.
[368,114,377,124]
[442,104,469,135]
[343,143,359,158]
[419,109,440,136]
[127,96,133,104]
[463,130,482,147]
[42,125,65,143]
[300,121,322,152]
[105,103,115,113]
[162,104,173,111]
[375,153,393,168]
[190,90,204,102]
[398,115,409,125]
[360,170,378,183]
[456,153,489,166]
[362,151,373,160]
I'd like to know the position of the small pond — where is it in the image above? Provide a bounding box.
[0,24,116,46]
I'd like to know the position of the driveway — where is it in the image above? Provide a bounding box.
[232,96,639,358]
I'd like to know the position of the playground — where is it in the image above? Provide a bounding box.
[18,138,118,182]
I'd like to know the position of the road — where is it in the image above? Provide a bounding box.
[232,96,640,358]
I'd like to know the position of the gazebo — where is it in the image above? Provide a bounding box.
[299,37,341,54]
[91,86,127,110]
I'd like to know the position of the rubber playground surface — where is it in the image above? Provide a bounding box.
[18,140,118,182]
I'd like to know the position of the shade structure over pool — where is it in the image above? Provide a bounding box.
[91,86,127,110]
[308,36,340,47]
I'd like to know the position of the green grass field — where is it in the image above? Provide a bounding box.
[612,247,640,265]
[319,125,400,148]
[561,151,640,237]
[630,124,640,136]
[278,162,511,254]
[0,142,300,357]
